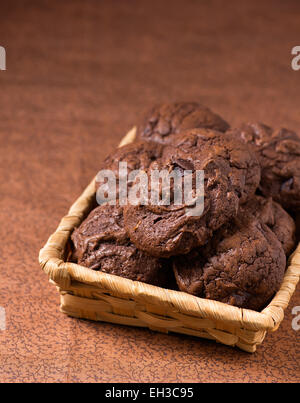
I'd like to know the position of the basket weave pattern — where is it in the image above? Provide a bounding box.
[39,128,300,353]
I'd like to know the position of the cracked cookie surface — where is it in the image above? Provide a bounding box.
[242,195,296,255]
[173,214,286,311]
[124,129,261,257]
[228,123,300,212]
[137,102,230,144]
[95,140,164,193]
[71,204,171,286]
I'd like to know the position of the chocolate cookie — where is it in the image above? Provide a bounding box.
[173,214,286,311]
[228,123,300,212]
[95,140,164,203]
[124,129,261,257]
[137,102,230,144]
[71,204,171,287]
[242,195,296,255]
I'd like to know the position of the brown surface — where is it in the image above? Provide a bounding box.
[0,0,299,383]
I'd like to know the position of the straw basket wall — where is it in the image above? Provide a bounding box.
[39,128,300,353]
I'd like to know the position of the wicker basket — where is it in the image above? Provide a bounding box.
[39,128,300,353]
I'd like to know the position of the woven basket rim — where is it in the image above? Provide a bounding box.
[39,127,300,333]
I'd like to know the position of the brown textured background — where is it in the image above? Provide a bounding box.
[0,0,299,383]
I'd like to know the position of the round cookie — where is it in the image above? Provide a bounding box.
[173,214,286,311]
[163,128,261,204]
[228,123,300,212]
[95,140,163,190]
[137,102,230,145]
[71,204,171,287]
[124,129,261,257]
[99,140,164,177]
[242,195,296,255]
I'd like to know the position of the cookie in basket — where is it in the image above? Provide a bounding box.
[124,129,261,257]
[242,195,296,255]
[136,102,229,144]
[173,213,286,311]
[71,204,172,287]
[95,140,163,201]
[227,123,300,212]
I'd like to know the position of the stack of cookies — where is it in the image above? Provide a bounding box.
[71,102,299,311]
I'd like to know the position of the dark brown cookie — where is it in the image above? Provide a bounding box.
[228,123,300,212]
[95,140,164,207]
[124,129,261,257]
[137,102,230,144]
[71,204,171,287]
[95,140,163,191]
[242,195,296,255]
[163,129,261,204]
[173,214,286,311]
